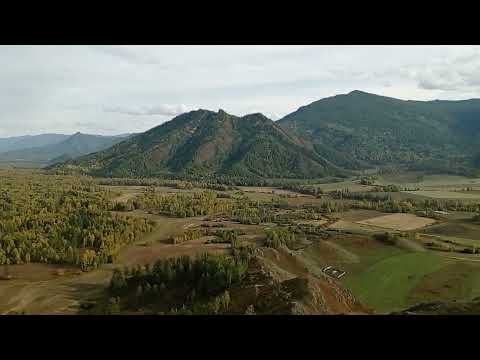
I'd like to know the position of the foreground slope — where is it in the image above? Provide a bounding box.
[394,299,480,315]
[53,109,341,179]
[278,90,480,174]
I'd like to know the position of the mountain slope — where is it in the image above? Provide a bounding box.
[52,110,341,179]
[394,299,480,315]
[278,90,480,174]
[0,134,69,154]
[0,132,129,165]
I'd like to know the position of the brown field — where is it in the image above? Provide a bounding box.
[117,241,231,267]
[332,209,388,222]
[112,192,141,203]
[0,266,113,315]
[328,219,388,235]
[0,263,80,282]
[0,210,266,314]
[358,213,436,231]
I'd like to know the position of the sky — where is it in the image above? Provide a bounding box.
[1,45,480,137]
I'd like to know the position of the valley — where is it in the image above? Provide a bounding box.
[4,44,480,318]
[3,92,480,315]
[2,169,480,315]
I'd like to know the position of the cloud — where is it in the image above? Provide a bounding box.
[103,104,188,116]
[418,76,460,91]
[415,50,480,92]
[90,46,169,67]
[2,45,480,137]
[74,121,117,133]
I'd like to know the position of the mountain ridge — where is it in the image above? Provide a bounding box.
[50,109,342,179]
[40,90,480,178]
[278,90,480,175]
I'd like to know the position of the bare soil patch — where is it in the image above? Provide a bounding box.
[358,213,436,231]
[332,209,387,222]
[117,242,230,267]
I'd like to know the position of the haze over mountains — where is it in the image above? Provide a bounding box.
[0,132,132,166]
[15,90,480,178]
[0,134,70,154]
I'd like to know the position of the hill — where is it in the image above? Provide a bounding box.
[51,109,341,179]
[0,134,69,154]
[0,132,129,165]
[278,90,480,175]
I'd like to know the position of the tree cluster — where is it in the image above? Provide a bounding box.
[109,253,250,314]
[0,172,153,269]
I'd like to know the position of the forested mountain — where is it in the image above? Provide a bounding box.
[278,90,480,175]
[50,91,480,179]
[51,109,341,179]
[0,132,130,165]
[0,134,69,154]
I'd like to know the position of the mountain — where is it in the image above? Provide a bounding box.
[51,109,341,178]
[278,90,480,175]
[0,134,69,154]
[0,132,130,165]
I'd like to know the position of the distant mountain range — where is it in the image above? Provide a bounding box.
[0,134,70,154]
[22,90,480,178]
[0,132,133,165]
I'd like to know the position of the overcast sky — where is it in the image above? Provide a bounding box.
[1,45,480,137]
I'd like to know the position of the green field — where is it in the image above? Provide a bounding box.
[343,252,453,313]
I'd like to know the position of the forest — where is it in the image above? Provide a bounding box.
[106,251,252,315]
[0,171,154,270]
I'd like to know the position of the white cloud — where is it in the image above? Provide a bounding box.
[103,104,188,116]
[415,49,480,92]
[1,45,480,136]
